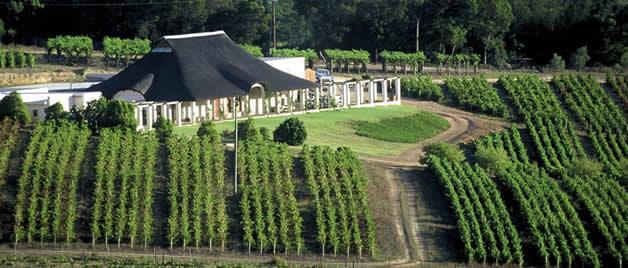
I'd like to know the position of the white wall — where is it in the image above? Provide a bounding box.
[262,57,306,78]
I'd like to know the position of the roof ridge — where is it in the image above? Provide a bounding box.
[163,31,226,40]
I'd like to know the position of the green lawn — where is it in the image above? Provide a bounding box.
[174,105,449,157]
[354,112,450,143]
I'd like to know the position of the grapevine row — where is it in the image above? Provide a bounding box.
[0,118,20,187]
[444,77,507,117]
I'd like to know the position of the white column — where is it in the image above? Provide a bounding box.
[395,78,401,102]
[288,91,293,113]
[383,79,388,102]
[137,107,144,130]
[369,81,375,104]
[315,87,320,109]
[176,102,182,126]
[301,89,307,110]
[147,105,154,130]
[134,106,138,123]
[356,83,362,105]
[342,84,349,107]
[191,101,197,123]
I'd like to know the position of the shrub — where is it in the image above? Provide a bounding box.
[259,127,271,141]
[0,51,5,68]
[44,102,70,121]
[237,119,260,141]
[197,121,220,142]
[423,142,465,163]
[400,76,444,102]
[154,116,174,142]
[82,97,137,133]
[273,117,307,146]
[26,53,36,68]
[7,50,15,68]
[570,46,590,71]
[547,53,565,71]
[16,51,26,68]
[474,144,512,176]
[0,92,32,124]
[240,44,263,57]
[566,158,603,178]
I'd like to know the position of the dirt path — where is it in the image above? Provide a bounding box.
[362,100,508,167]
[360,100,508,265]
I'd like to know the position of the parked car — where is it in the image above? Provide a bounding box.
[315,69,333,83]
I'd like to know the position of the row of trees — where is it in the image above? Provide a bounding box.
[102,37,151,67]
[91,129,159,250]
[499,75,586,171]
[0,50,36,68]
[379,51,426,74]
[324,49,370,74]
[303,145,376,258]
[46,35,93,65]
[13,121,90,246]
[166,133,229,252]
[444,77,507,117]
[433,53,481,74]
[0,118,19,187]
[427,155,523,265]
[553,74,628,175]
[237,132,304,255]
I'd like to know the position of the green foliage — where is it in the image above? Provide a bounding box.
[238,119,261,141]
[324,49,370,73]
[445,77,507,117]
[565,158,603,178]
[153,116,173,142]
[400,76,443,101]
[0,91,31,124]
[423,142,465,163]
[26,53,36,68]
[621,49,628,69]
[353,112,449,143]
[103,37,151,66]
[259,127,271,141]
[547,53,565,71]
[474,144,512,176]
[379,51,426,73]
[432,52,481,74]
[270,48,317,63]
[46,35,93,65]
[0,52,5,68]
[16,51,26,68]
[196,120,219,140]
[0,119,20,188]
[570,46,590,70]
[44,102,69,121]
[7,50,15,68]
[240,44,263,57]
[273,117,307,146]
[82,97,138,133]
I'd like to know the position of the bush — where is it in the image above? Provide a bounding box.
[16,51,26,68]
[46,35,93,65]
[273,117,307,146]
[0,51,5,68]
[400,76,444,102]
[547,53,565,71]
[7,50,15,68]
[474,144,512,176]
[44,102,70,121]
[82,97,137,133]
[0,91,32,124]
[259,127,271,141]
[197,121,220,142]
[570,46,590,71]
[566,158,603,178]
[240,44,263,57]
[237,119,260,141]
[103,36,151,66]
[154,116,173,142]
[423,142,465,163]
[26,53,36,68]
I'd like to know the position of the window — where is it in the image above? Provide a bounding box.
[32,110,38,117]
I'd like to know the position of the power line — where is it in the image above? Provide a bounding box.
[22,1,201,7]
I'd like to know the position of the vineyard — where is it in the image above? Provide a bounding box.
[303,145,376,258]
[13,122,90,246]
[237,139,304,255]
[444,77,507,117]
[553,74,628,174]
[91,129,159,250]
[499,75,586,171]
[607,73,628,110]
[427,156,523,265]
[166,135,229,252]
[0,119,19,187]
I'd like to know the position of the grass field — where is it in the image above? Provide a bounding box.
[174,105,449,157]
[354,112,450,143]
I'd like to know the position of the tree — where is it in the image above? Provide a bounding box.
[570,46,590,70]
[548,53,566,71]
[474,144,512,176]
[0,91,31,124]
[44,102,69,121]
[197,121,219,139]
[273,117,307,146]
[82,97,137,133]
[237,119,260,141]
[447,25,467,56]
[621,49,628,69]
[153,116,173,142]
[259,127,271,141]
[423,142,465,163]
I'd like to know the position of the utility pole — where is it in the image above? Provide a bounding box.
[416,17,420,52]
[272,0,277,49]
[233,96,238,194]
